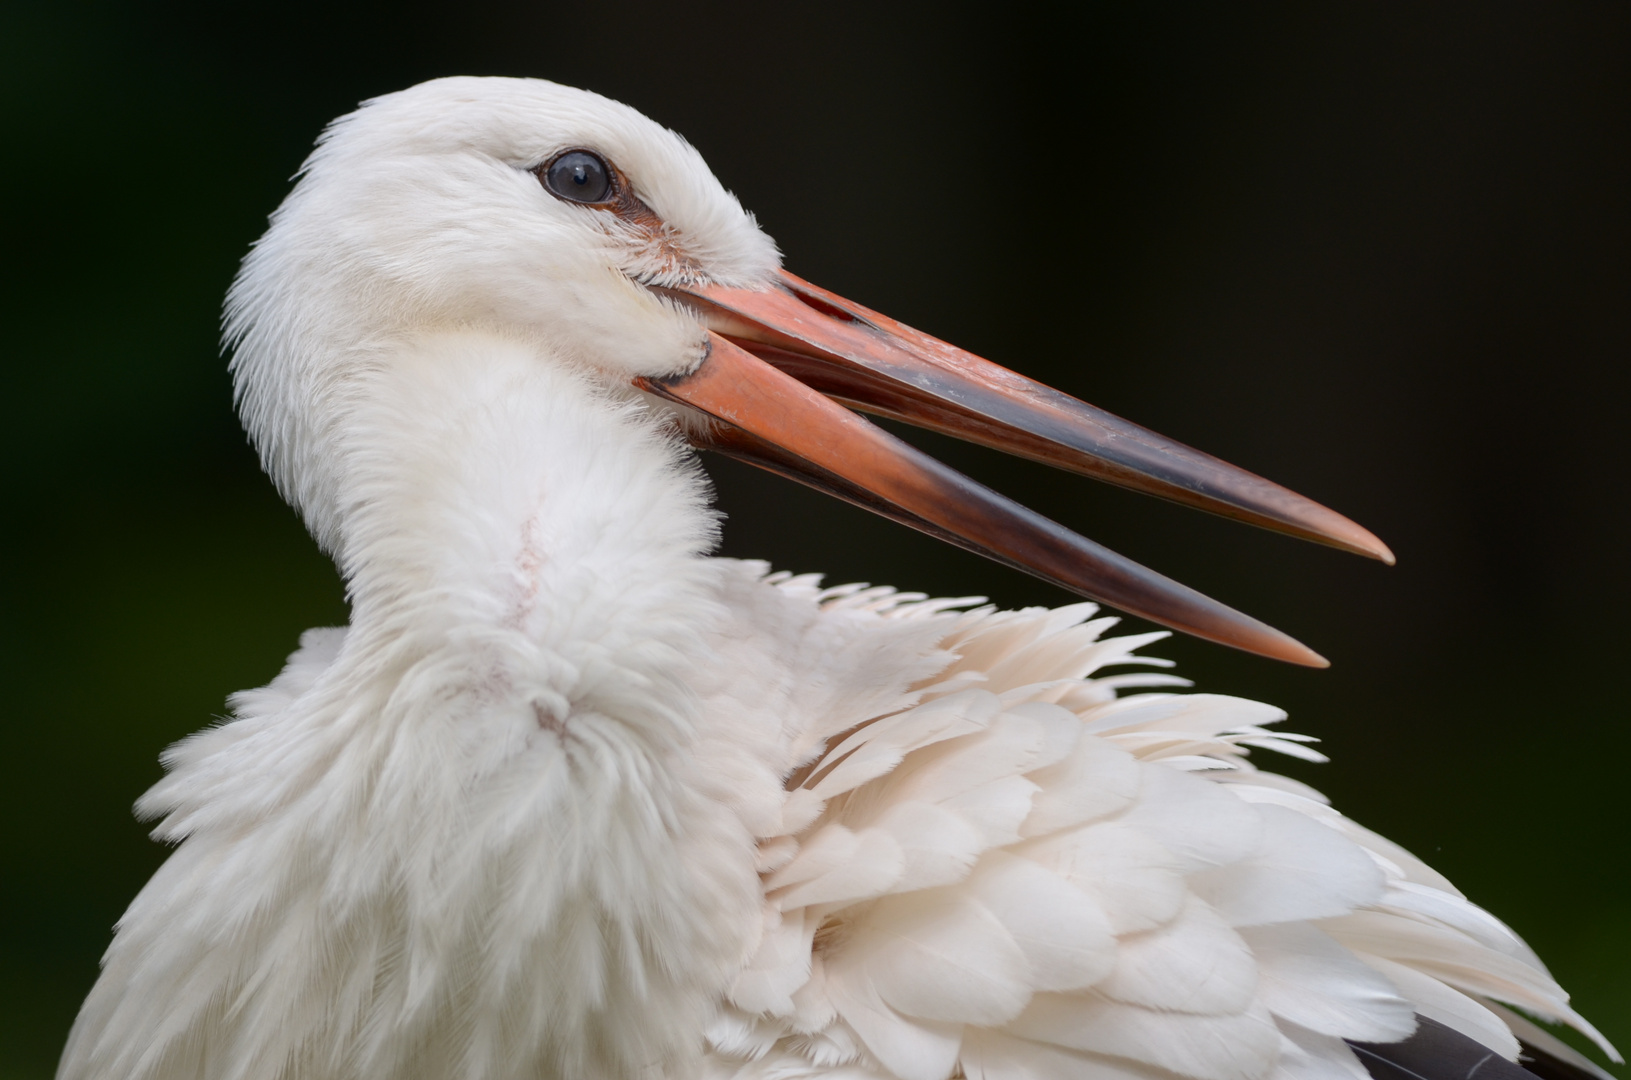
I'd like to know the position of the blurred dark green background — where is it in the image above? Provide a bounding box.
[3,2,1627,1077]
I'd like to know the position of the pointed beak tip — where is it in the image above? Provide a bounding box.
[1313,515,1394,566]
[1243,628,1329,669]
[1351,529,1396,567]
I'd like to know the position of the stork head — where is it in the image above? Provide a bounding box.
[228,76,1390,665]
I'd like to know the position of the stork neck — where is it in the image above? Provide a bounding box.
[329,329,719,672]
[163,330,763,1078]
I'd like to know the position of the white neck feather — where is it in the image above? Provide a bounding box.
[333,329,717,677]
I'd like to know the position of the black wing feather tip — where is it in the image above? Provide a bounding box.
[1351,1016,1544,1080]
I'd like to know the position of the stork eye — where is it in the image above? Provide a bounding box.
[541,150,613,204]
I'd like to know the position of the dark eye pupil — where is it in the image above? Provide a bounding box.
[542,151,612,204]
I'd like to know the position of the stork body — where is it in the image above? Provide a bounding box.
[58,78,1616,1080]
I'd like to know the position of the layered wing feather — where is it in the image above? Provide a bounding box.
[706,576,1618,1080]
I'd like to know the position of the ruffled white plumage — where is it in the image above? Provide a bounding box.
[66,555,1614,1080]
[700,575,1616,1080]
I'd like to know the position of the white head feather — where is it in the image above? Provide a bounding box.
[225,76,780,555]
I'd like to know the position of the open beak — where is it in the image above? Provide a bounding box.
[636,269,1392,667]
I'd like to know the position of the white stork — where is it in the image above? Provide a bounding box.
[58,77,1617,1080]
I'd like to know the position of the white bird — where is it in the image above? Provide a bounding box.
[59,77,1618,1080]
